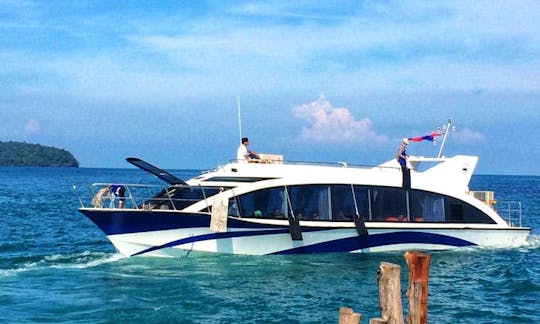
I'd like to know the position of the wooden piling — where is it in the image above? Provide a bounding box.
[339,251,431,324]
[376,262,404,324]
[404,251,431,324]
[338,307,361,324]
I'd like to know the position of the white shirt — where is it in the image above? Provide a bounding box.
[237,144,248,162]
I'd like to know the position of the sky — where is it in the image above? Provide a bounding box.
[1,0,539,175]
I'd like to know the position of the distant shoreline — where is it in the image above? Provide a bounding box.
[0,141,79,167]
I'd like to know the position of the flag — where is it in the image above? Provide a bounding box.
[408,132,442,142]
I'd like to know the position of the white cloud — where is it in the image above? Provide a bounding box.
[25,118,40,133]
[453,127,485,144]
[292,94,388,143]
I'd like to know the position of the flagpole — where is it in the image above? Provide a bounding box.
[437,118,452,158]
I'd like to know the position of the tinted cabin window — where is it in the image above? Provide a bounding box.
[409,190,445,222]
[173,187,220,210]
[450,204,463,221]
[228,196,240,217]
[238,187,287,219]
[150,186,220,210]
[287,185,331,220]
[370,187,407,222]
[331,185,356,221]
[445,196,495,224]
[234,185,494,224]
[353,186,370,221]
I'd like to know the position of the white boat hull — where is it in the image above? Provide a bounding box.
[83,211,529,257]
[78,153,531,257]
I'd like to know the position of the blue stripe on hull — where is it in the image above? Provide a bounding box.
[81,210,285,235]
[272,231,474,254]
[133,231,474,256]
[131,229,290,256]
[81,210,475,255]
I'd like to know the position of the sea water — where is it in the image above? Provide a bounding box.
[0,167,538,323]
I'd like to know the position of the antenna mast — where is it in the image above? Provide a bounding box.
[237,96,242,141]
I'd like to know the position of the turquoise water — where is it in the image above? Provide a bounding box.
[0,167,538,323]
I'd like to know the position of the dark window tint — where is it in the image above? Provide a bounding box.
[234,185,494,224]
[238,187,287,219]
[331,185,356,221]
[148,186,221,210]
[227,196,240,217]
[370,187,407,222]
[353,186,370,221]
[409,190,445,222]
[445,196,495,224]
[172,187,220,210]
[287,185,330,220]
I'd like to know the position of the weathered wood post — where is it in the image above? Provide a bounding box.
[338,306,361,324]
[372,261,403,324]
[404,251,431,324]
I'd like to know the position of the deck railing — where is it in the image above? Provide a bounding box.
[495,201,523,227]
[73,183,216,211]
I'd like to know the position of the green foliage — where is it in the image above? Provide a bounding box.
[0,141,79,167]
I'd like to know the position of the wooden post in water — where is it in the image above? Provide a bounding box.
[404,251,431,324]
[338,307,361,324]
[373,261,404,324]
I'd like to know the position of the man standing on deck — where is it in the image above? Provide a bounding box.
[109,184,126,208]
[236,137,259,162]
[395,138,410,188]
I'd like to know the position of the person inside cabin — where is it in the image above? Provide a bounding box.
[395,138,411,188]
[236,137,260,162]
[272,208,284,219]
[109,184,126,208]
[334,210,352,221]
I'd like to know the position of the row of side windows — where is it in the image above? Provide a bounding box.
[227,185,495,224]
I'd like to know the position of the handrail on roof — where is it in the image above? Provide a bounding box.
[226,158,399,170]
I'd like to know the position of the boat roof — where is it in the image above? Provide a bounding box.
[185,154,478,195]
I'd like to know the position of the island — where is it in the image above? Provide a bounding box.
[0,141,79,167]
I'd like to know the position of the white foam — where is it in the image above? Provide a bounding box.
[50,252,125,269]
[523,234,540,249]
[0,261,41,277]
[0,251,125,277]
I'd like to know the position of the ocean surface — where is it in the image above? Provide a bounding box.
[0,167,538,323]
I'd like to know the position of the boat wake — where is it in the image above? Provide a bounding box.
[0,251,125,277]
[523,233,540,250]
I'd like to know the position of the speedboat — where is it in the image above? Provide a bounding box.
[76,127,530,257]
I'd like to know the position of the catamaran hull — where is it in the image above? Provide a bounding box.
[81,210,530,257]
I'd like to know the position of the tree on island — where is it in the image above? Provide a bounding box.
[0,141,79,167]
